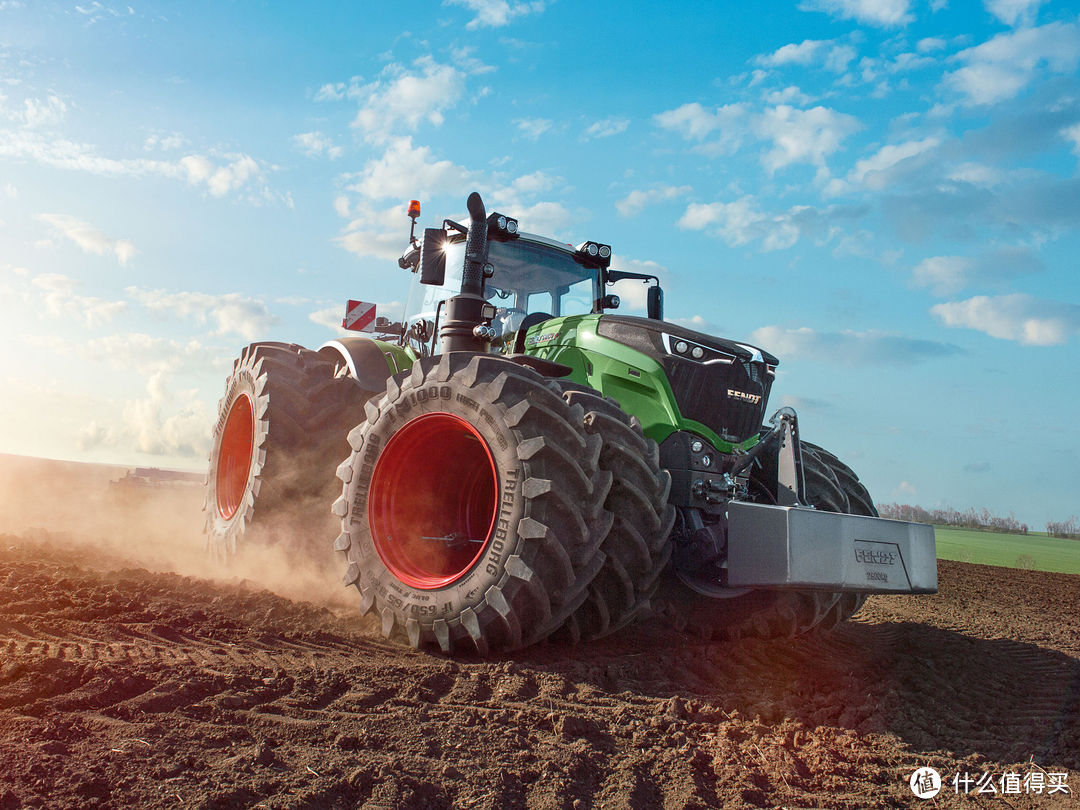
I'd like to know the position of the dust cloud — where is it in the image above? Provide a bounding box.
[0,453,362,611]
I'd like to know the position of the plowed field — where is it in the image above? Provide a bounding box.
[0,458,1077,809]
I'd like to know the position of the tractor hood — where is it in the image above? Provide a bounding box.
[596,315,779,367]
[595,315,778,445]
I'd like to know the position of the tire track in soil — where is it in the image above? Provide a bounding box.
[2,534,1080,809]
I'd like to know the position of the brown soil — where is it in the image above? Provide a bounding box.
[1,456,1078,809]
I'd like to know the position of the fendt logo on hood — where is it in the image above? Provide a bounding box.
[726,388,762,405]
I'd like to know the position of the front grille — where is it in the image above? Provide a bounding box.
[596,316,774,444]
[661,355,771,444]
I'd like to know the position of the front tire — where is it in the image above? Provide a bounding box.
[333,354,612,655]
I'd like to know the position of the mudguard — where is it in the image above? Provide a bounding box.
[317,337,414,393]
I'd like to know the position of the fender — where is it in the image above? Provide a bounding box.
[318,337,414,393]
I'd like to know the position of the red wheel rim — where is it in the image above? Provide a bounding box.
[368,412,498,590]
[216,393,255,520]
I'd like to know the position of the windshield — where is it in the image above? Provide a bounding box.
[401,236,601,354]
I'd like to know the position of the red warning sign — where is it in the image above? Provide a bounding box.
[342,300,376,332]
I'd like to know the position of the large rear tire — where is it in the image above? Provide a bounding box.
[660,442,872,640]
[554,384,675,642]
[333,354,612,655]
[204,342,373,561]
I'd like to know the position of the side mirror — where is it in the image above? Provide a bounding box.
[647,285,664,321]
[419,228,447,286]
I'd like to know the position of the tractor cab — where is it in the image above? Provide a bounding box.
[397,200,662,358]
[401,232,603,356]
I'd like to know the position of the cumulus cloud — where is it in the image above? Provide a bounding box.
[615,185,691,217]
[765,86,814,106]
[758,39,829,67]
[678,196,867,251]
[653,102,749,153]
[127,287,278,340]
[30,273,128,327]
[931,293,1080,345]
[944,21,1080,105]
[291,131,343,159]
[179,153,262,197]
[351,57,466,143]
[0,129,270,200]
[143,132,186,151]
[38,213,136,264]
[346,136,473,201]
[443,0,545,29]
[912,247,1042,295]
[123,371,211,457]
[338,202,420,261]
[514,118,552,141]
[757,39,857,74]
[755,105,861,173]
[799,0,913,27]
[583,116,629,139]
[985,0,1046,28]
[21,94,67,128]
[750,325,961,365]
[826,137,941,195]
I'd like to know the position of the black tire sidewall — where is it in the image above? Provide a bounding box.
[343,377,530,627]
[205,358,262,547]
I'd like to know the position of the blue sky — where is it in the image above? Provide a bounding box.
[1,0,1078,528]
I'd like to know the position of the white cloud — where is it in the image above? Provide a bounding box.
[678,197,799,250]
[122,371,211,457]
[985,0,1046,28]
[3,182,15,199]
[346,136,472,201]
[750,325,960,364]
[846,137,941,190]
[679,197,866,251]
[351,57,466,143]
[653,102,749,154]
[505,200,572,237]
[0,128,269,199]
[310,306,347,335]
[912,256,973,295]
[615,185,691,217]
[127,287,278,340]
[179,153,262,197]
[584,116,629,139]
[931,293,1080,345]
[29,273,128,327]
[912,248,1041,295]
[945,21,1080,105]
[38,213,136,264]
[757,39,856,73]
[143,132,186,151]
[799,0,913,27]
[515,117,552,141]
[1062,122,1080,156]
[291,131,344,159]
[759,39,828,67]
[339,202,419,261]
[765,86,814,105]
[755,105,861,172]
[21,94,67,128]
[443,0,545,29]
[917,37,947,53]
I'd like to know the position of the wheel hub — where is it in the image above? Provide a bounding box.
[368,412,498,589]
[216,393,255,520]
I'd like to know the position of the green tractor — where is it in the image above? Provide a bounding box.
[205,192,936,654]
